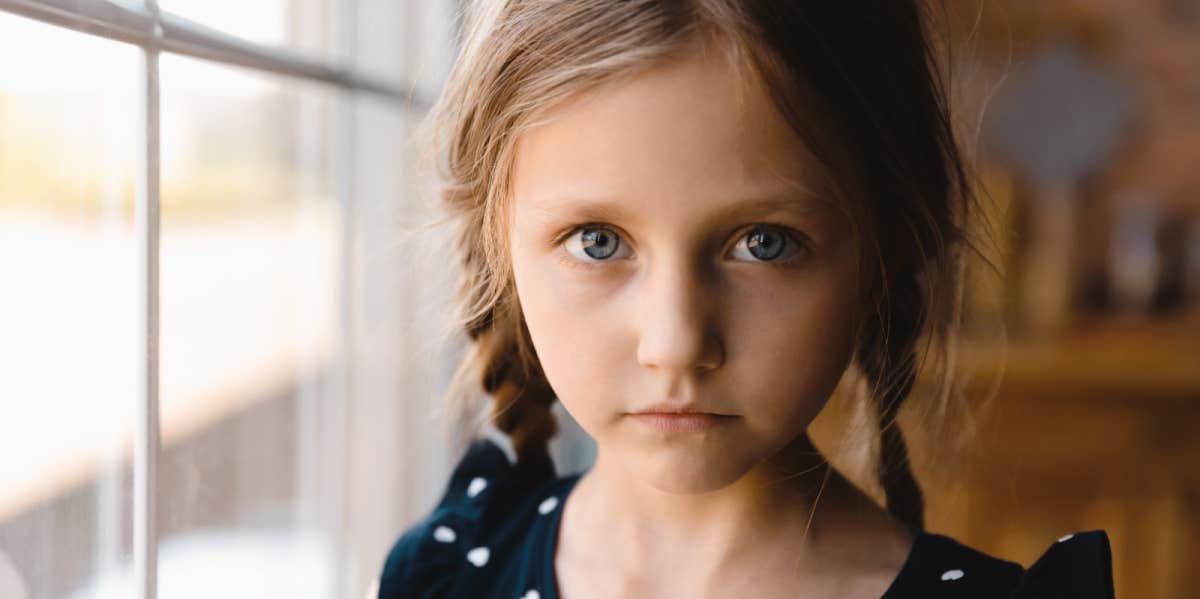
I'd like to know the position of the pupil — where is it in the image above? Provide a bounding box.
[748,228,784,260]
[582,229,617,259]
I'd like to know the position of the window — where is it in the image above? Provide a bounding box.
[0,2,459,598]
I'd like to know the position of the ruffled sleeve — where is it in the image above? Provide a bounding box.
[1008,530,1115,599]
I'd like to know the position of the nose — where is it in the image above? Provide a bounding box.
[634,259,724,379]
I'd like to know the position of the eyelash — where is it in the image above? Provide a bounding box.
[551,222,810,271]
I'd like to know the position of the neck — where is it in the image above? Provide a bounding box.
[562,431,855,577]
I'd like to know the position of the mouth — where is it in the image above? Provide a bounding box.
[627,412,738,433]
[629,401,734,417]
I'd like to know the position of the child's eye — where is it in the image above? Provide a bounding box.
[729,225,806,265]
[562,225,634,263]
[558,223,807,268]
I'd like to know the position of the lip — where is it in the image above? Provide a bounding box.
[627,402,737,434]
[629,413,737,433]
[630,402,733,416]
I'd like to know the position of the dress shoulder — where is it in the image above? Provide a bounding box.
[886,528,1113,598]
[377,431,554,598]
[1008,529,1115,598]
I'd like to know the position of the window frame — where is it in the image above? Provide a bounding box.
[0,2,428,598]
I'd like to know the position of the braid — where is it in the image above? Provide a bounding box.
[854,271,926,531]
[466,297,559,481]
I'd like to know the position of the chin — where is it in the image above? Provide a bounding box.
[624,446,753,494]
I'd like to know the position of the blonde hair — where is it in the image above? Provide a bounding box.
[419,0,987,531]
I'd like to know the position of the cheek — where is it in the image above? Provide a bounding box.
[511,250,628,424]
[725,266,861,426]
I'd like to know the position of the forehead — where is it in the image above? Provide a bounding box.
[510,42,835,221]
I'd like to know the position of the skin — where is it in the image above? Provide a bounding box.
[507,39,914,598]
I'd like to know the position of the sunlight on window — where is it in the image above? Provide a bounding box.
[158,0,335,62]
[0,10,341,599]
[154,53,342,599]
[158,0,288,47]
[0,1,457,596]
[0,11,140,599]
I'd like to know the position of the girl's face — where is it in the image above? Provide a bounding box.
[508,45,865,493]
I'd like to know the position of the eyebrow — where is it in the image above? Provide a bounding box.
[529,185,840,229]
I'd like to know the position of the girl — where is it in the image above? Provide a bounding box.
[379,1,1114,597]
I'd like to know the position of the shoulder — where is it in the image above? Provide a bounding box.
[1009,530,1115,598]
[377,431,573,598]
[887,528,1114,598]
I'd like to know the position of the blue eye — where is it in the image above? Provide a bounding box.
[563,226,632,262]
[730,225,803,263]
[559,223,805,267]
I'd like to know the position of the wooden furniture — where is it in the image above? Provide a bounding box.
[918,318,1200,599]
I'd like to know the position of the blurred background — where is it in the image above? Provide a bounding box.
[909,4,1200,599]
[0,1,1196,598]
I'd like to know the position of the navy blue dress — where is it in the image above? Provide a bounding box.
[378,436,1115,598]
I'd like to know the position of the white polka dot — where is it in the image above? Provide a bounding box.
[467,477,488,498]
[466,546,490,567]
[432,525,456,543]
[538,496,559,515]
[940,568,965,581]
[1057,533,1075,543]
[521,590,540,599]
